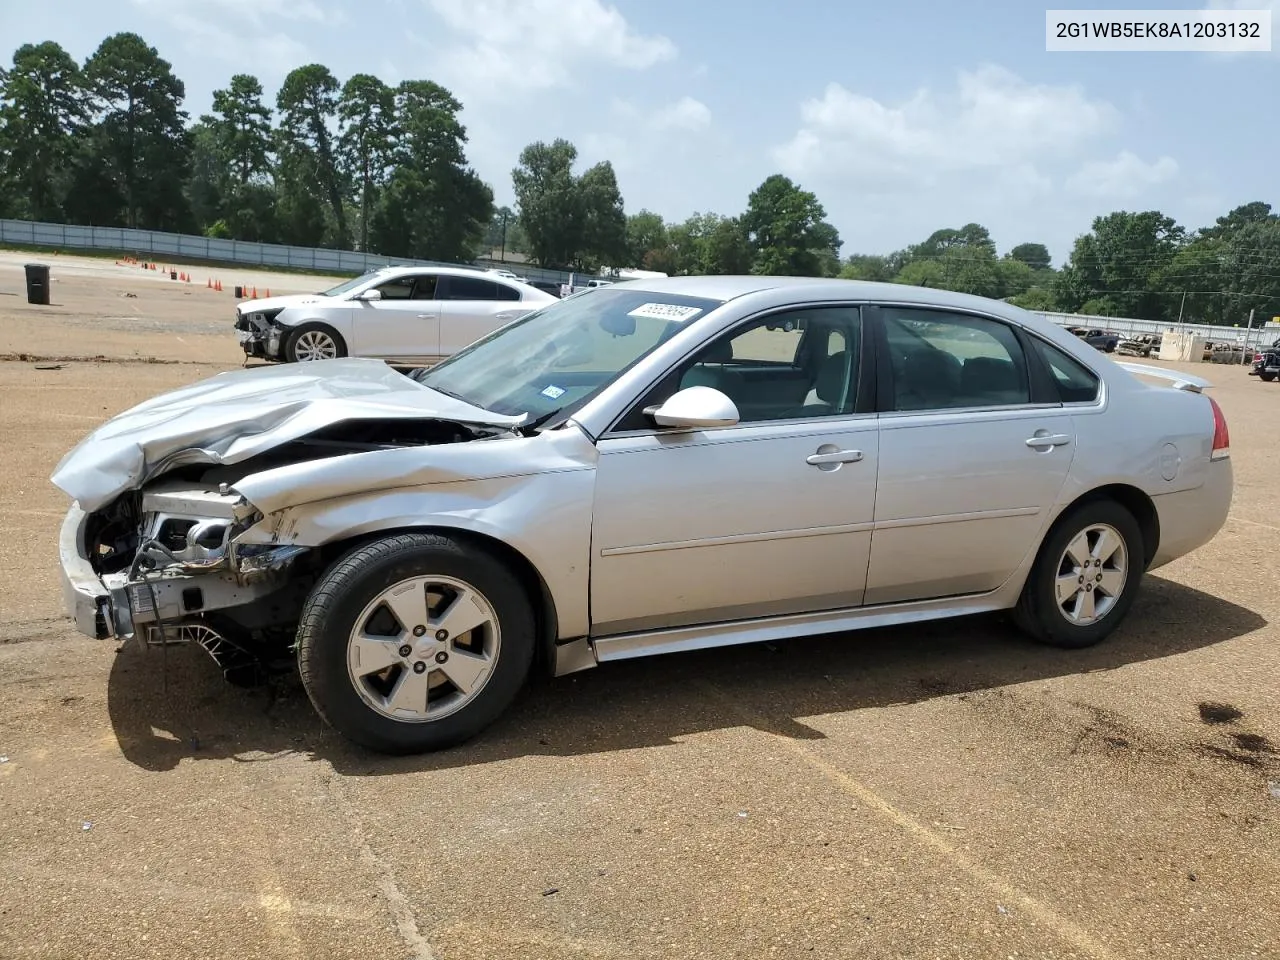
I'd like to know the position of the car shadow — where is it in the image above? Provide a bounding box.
[107,575,1266,774]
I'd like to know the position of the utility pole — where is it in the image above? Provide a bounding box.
[500,210,509,261]
[1244,307,1255,364]
[1176,290,1186,328]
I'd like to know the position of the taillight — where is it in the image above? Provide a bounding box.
[1209,396,1229,460]
[1255,353,1264,362]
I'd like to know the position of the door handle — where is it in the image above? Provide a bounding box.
[416,314,433,319]
[1026,433,1072,450]
[495,312,517,321]
[806,449,863,465]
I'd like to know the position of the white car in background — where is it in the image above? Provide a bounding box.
[235,265,557,365]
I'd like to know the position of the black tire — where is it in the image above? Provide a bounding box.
[1012,499,1144,649]
[1261,372,1275,382]
[296,533,536,754]
[284,322,347,363]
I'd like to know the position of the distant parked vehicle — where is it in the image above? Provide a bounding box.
[1249,340,1280,381]
[235,265,556,366]
[1071,328,1121,353]
[1118,334,1161,358]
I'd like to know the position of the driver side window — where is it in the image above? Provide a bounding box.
[374,277,417,300]
[615,306,862,431]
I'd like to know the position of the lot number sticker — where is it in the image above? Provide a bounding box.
[540,384,567,399]
[627,303,703,322]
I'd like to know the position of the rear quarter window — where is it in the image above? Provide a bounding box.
[1030,338,1100,403]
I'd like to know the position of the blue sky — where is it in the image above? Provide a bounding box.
[6,0,1277,264]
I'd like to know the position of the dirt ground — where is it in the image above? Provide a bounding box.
[0,254,1278,960]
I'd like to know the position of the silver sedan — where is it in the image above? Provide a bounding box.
[53,277,1233,753]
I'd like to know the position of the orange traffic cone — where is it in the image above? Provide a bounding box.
[251,286,258,298]
[264,288,270,298]
[215,280,222,292]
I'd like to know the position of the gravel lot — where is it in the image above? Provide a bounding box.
[1,253,1277,960]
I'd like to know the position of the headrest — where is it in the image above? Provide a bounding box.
[816,352,849,404]
[699,339,734,363]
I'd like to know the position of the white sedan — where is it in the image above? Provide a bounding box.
[235,265,557,365]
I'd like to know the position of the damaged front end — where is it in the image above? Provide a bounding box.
[61,477,315,681]
[235,307,286,360]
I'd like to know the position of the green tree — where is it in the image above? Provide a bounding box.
[0,41,88,220]
[81,32,192,230]
[369,80,491,262]
[626,210,668,267]
[482,204,527,256]
[512,138,582,268]
[1008,242,1052,270]
[702,214,753,274]
[338,73,395,251]
[1201,201,1276,240]
[277,64,348,247]
[839,254,895,282]
[577,160,627,269]
[742,174,842,276]
[211,74,272,186]
[1007,287,1057,312]
[1060,211,1184,322]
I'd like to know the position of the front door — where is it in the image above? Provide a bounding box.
[863,306,1077,605]
[590,305,880,636]
[352,273,441,362]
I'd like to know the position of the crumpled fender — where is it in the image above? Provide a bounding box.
[233,427,600,638]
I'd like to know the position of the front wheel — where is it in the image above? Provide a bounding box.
[1012,499,1144,649]
[296,533,536,753]
[285,322,347,363]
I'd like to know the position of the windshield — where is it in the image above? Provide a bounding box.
[415,287,724,422]
[319,271,384,297]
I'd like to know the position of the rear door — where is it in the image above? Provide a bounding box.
[863,305,1079,605]
[435,275,529,356]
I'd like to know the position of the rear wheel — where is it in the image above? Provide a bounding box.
[1013,499,1144,649]
[296,533,536,753]
[285,322,346,362]
[1261,372,1275,382]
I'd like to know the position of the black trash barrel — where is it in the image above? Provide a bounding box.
[24,263,50,305]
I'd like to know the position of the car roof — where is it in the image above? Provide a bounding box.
[372,264,507,279]
[608,274,1037,317]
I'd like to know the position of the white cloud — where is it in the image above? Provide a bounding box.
[132,0,342,27]
[611,96,712,133]
[769,64,1184,259]
[1066,151,1179,197]
[128,0,329,78]
[423,0,677,102]
[774,65,1117,182]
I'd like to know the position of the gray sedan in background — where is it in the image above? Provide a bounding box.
[54,276,1233,753]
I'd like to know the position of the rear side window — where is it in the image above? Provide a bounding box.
[439,276,521,301]
[1030,338,1100,403]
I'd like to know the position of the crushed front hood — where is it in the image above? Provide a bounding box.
[51,358,524,512]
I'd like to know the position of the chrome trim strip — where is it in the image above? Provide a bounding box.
[599,520,877,557]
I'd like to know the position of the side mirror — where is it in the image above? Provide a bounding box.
[354,288,382,302]
[644,386,739,430]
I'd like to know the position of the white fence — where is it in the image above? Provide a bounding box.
[1032,309,1279,349]
[4,218,1279,347]
[0,218,579,286]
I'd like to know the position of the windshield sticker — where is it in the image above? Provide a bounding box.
[540,385,567,400]
[627,302,703,323]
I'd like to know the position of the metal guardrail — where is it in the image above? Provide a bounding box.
[1031,309,1278,347]
[0,218,580,286]
[4,219,1278,341]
